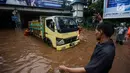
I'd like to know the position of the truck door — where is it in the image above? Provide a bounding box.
[45,19,56,47]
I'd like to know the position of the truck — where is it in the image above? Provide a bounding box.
[29,16,80,51]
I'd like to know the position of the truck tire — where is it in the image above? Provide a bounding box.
[44,37,53,47]
[47,39,53,47]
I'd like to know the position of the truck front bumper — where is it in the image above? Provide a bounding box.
[56,40,80,51]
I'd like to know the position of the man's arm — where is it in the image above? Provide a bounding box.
[59,65,86,73]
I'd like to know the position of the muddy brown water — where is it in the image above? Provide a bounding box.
[0,29,52,73]
[0,29,130,73]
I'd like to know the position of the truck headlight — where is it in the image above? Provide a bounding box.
[56,38,65,46]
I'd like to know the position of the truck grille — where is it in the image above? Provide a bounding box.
[64,36,77,44]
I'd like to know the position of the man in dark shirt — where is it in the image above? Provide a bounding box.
[59,22,115,73]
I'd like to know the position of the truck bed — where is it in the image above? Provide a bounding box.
[29,21,44,39]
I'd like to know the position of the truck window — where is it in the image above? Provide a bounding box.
[46,19,55,32]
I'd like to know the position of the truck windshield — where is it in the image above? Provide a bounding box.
[57,17,78,33]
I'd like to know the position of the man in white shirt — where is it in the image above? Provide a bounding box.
[116,23,126,45]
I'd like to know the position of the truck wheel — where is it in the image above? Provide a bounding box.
[44,38,52,47]
[47,39,53,47]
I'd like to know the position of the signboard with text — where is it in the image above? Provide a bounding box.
[0,0,64,9]
[103,0,130,19]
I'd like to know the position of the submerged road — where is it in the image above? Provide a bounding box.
[0,29,130,73]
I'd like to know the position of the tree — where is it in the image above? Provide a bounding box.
[84,0,104,17]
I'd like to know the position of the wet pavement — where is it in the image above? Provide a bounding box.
[0,29,130,73]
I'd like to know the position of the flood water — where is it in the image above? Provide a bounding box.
[0,29,130,73]
[0,29,51,73]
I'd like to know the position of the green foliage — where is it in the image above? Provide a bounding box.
[89,0,104,14]
[84,0,104,18]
